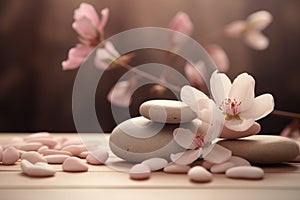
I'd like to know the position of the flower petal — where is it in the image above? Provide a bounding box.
[180,85,210,115]
[98,8,109,33]
[220,122,261,139]
[205,44,230,72]
[224,118,255,132]
[170,149,202,165]
[245,31,269,50]
[169,12,193,36]
[224,20,247,37]
[107,80,133,107]
[239,93,274,120]
[173,128,197,149]
[246,10,273,31]
[229,73,255,112]
[204,144,232,164]
[74,3,100,27]
[105,41,120,58]
[72,17,98,40]
[184,61,205,89]
[210,71,232,106]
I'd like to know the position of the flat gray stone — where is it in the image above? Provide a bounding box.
[218,135,299,164]
[139,100,197,124]
[109,116,200,163]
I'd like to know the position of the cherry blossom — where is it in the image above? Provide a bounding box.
[181,71,275,132]
[62,3,109,70]
[224,10,273,50]
[169,12,194,50]
[107,76,137,107]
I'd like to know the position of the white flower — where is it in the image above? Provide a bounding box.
[181,71,275,132]
[224,10,273,50]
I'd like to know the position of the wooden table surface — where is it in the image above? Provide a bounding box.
[1,133,300,200]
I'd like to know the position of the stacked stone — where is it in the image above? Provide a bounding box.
[109,99,199,163]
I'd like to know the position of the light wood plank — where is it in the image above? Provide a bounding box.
[1,188,300,200]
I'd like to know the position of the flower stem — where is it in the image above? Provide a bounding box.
[272,109,300,120]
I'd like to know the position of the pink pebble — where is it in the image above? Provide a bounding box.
[2,146,19,165]
[188,166,212,183]
[163,164,191,174]
[21,151,47,164]
[78,151,89,158]
[226,166,264,179]
[0,146,2,161]
[86,149,108,165]
[25,138,57,149]
[229,156,251,166]
[24,132,53,141]
[42,149,72,156]
[200,160,214,170]
[129,164,151,180]
[204,144,232,164]
[62,157,88,172]
[19,142,43,151]
[62,145,87,156]
[20,160,55,177]
[142,158,168,171]
[37,146,49,154]
[44,155,70,164]
[61,139,83,148]
[210,162,235,174]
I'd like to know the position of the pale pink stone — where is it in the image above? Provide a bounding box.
[86,149,108,165]
[25,138,57,149]
[44,155,70,164]
[78,151,89,158]
[37,146,49,154]
[163,164,191,174]
[24,132,53,141]
[229,156,251,166]
[19,142,43,151]
[200,160,214,170]
[42,149,72,156]
[210,162,235,174]
[61,139,83,148]
[142,158,168,172]
[2,146,19,165]
[17,150,26,156]
[188,166,212,183]
[62,157,88,172]
[204,144,232,164]
[53,143,62,150]
[21,151,47,164]
[2,142,24,150]
[226,166,264,179]
[129,164,151,180]
[0,146,3,161]
[62,145,87,156]
[20,160,55,177]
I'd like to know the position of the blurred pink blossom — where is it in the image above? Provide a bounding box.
[107,77,137,107]
[169,12,194,49]
[62,3,109,70]
[224,10,273,50]
[184,61,206,91]
[94,41,133,70]
[205,44,229,72]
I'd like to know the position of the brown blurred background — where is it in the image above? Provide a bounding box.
[0,0,299,133]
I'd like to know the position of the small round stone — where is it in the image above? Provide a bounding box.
[62,157,88,172]
[20,160,55,177]
[139,100,197,124]
[226,166,264,180]
[188,166,212,183]
[86,149,109,165]
[21,151,47,164]
[2,146,19,165]
[62,145,87,156]
[210,162,235,174]
[19,143,43,151]
[141,158,168,171]
[129,164,151,180]
[163,164,191,174]
[218,135,299,164]
[44,155,70,164]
